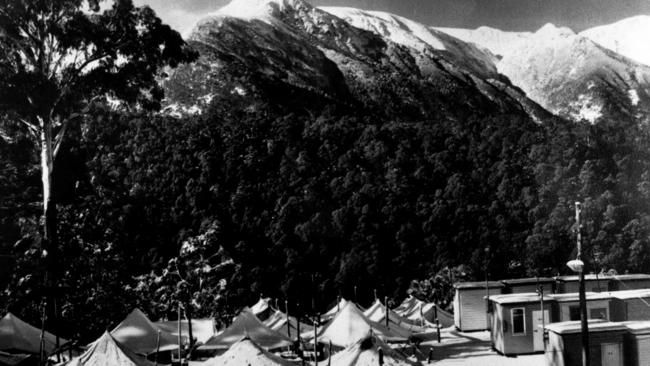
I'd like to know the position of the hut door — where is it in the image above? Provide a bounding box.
[532,310,549,351]
[601,343,622,366]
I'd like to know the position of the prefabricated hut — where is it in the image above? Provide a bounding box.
[549,292,612,322]
[488,293,552,355]
[609,289,650,322]
[554,275,609,294]
[500,277,555,294]
[621,321,650,366]
[607,274,650,291]
[545,320,626,366]
[453,281,505,331]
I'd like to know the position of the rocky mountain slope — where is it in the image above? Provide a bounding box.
[163,0,551,123]
[435,23,650,124]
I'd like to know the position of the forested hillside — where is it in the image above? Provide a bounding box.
[2,0,650,346]
[3,88,650,342]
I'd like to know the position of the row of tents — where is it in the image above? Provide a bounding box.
[0,295,448,365]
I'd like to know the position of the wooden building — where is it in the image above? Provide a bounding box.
[622,321,650,366]
[609,289,650,322]
[554,275,609,294]
[549,292,611,321]
[500,278,555,294]
[608,274,650,291]
[488,293,552,355]
[545,321,626,366]
[453,281,505,331]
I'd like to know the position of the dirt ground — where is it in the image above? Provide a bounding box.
[416,328,546,366]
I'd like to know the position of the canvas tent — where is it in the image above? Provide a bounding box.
[156,319,215,344]
[65,332,154,366]
[0,351,32,366]
[251,298,273,321]
[263,310,314,339]
[328,335,418,366]
[317,302,410,348]
[394,296,453,328]
[199,310,292,351]
[321,299,349,322]
[363,300,429,333]
[202,338,295,366]
[0,313,67,355]
[110,309,178,355]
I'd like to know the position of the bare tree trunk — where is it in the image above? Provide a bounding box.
[39,116,59,349]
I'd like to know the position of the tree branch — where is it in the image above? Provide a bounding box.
[52,119,69,159]
[18,118,39,140]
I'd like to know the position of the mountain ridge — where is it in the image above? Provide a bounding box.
[165,0,551,124]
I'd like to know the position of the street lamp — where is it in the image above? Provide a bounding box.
[567,202,589,366]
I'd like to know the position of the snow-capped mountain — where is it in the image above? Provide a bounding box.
[436,23,650,124]
[319,7,499,79]
[434,26,532,60]
[581,15,650,68]
[164,0,551,123]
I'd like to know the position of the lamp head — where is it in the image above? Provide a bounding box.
[567,259,584,273]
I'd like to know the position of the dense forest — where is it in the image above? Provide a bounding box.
[3,87,650,342]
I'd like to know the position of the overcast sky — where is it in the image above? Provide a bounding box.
[135,0,650,36]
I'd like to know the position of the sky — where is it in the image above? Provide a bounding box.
[134,0,650,36]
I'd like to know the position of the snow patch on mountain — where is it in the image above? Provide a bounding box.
[629,89,640,106]
[434,26,532,58]
[581,15,650,67]
[569,95,602,123]
[321,7,446,51]
[320,6,500,78]
[208,0,303,20]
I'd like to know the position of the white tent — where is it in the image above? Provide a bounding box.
[110,309,178,355]
[363,300,429,333]
[199,310,292,351]
[394,296,453,328]
[328,335,418,366]
[202,338,295,366]
[317,303,410,348]
[66,332,154,366]
[321,299,349,322]
[251,298,273,321]
[263,310,314,339]
[0,313,67,355]
[155,319,215,344]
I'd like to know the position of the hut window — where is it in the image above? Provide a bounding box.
[590,308,607,320]
[511,308,525,335]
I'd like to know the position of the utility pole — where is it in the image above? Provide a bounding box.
[484,246,490,331]
[568,202,590,366]
[538,285,546,351]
